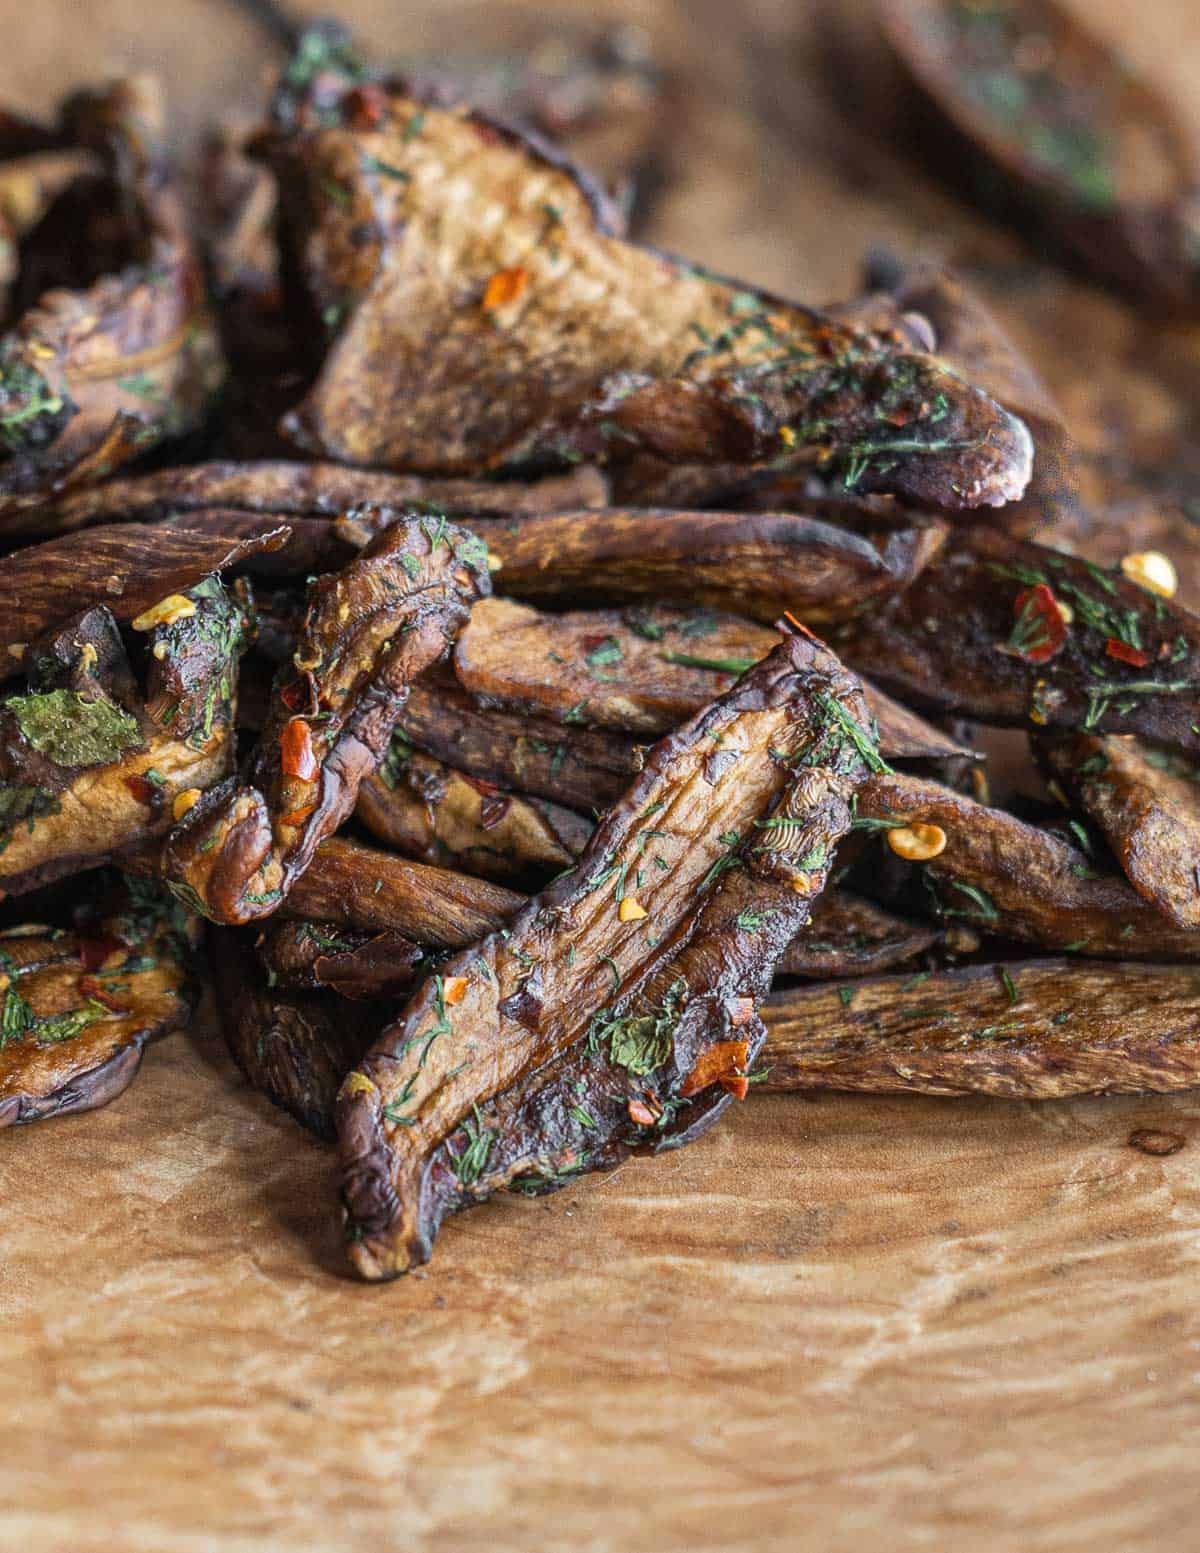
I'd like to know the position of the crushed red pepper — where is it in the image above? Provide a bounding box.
[1005,584,1067,663]
[281,718,319,781]
[1105,638,1151,668]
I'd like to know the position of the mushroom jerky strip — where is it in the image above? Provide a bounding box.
[337,625,880,1278]
[162,516,488,923]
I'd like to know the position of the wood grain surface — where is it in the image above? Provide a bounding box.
[3,2,1200,1550]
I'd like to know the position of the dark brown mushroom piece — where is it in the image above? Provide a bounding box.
[210,926,388,1141]
[253,30,1032,508]
[627,259,1079,525]
[838,527,1200,754]
[0,78,224,534]
[0,878,196,1127]
[878,0,1200,310]
[856,768,1200,958]
[395,674,645,812]
[254,918,427,1001]
[337,504,949,628]
[356,746,590,889]
[34,457,608,537]
[0,521,287,672]
[846,256,1082,534]
[1038,731,1200,928]
[282,836,523,948]
[452,595,971,759]
[759,958,1200,1098]
[338,626,883,1279]
[162,517,489,924]
[0,575,253,893]
[776,888,941,979]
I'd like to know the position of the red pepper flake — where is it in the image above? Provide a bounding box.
[123,774,157,805]
[78,936,126,973]
[627,1098,658,1127]
[279,803,317,828]
[1006,584,1067,663]
[344,83,389,129]
[279,679,311,713]
[679,1039,750,1098]
[1105,638,1150,668]
[281,718,318,781]
[482,266,529,312]
[727,996,756,1028]
[780,610,821,644]
[78,976,127,1013]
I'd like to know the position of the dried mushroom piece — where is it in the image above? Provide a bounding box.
[857,769,1200,958]
[453,596,971,758]
[35,457,607,536]
[776,888,941,979]
[0,78,224,529]
[878,0,1200,308]
[337,627,880,1278]
[839,527,1200,753]
[356,746,590,888]
[0,880,195,1127]
[760,959,1200,1098]
[338,504,948,628]
[0,577,252,893]
[255,38,1031,508]
[849,257,1081,531]
[1039,731,1200,929]
[282,837,523,948]
[210,927,386,1141]
[163,518,489,924]
[0,522,287,672]
[255,918,426,1001]
[396,675,645,811]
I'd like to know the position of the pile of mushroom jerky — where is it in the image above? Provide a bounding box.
[4,9,1200,1280]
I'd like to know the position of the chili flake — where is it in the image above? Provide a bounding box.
[1105,638,1150,668]
[1004,584,1067,662]
[482,266,530,312]
[281,718,319,781]
[680,1039,750,1098]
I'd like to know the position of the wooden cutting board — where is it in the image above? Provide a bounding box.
[3,3,1200,1549]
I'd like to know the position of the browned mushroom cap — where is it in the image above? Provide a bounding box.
[0,77,224,531]
[0,577,252,893]
[395,674,645,812]
[452,596,971,761]
[1038,731,1200,929]
[210,927,388,1141]
[254,919,426,1002]
[838,526,1200,754]
[356,748,590,889]
[842,258,1082,533]
[29,458,608,536]
[163,519,488,925]
[254,40,1032,508]
[0,884,195,1128]
[878,0,1200,309]
[337,628,881,1279]
[399,505,949,626]
[0,522,287,673]
[776,889,941,979]
[281,837,524,948]
[856,768,1200,959]
[760,958,1200,1098]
